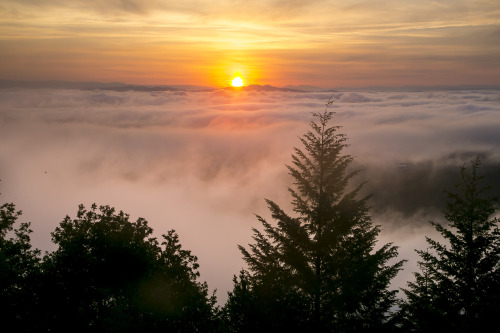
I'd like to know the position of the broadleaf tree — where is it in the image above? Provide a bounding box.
[401,158,500,332]
[0,200,40,330]
[37,204,219,332]
[226,104,405,332]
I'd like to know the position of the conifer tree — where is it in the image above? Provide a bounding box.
[401,158,500,332]
[227,104,404,332]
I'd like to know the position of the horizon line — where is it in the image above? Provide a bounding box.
[1,78,500,92]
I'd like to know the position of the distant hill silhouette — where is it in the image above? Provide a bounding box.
[282,84,335,92]
[0,80,213,92]
[224,84,305,92]
[2,79,498,93]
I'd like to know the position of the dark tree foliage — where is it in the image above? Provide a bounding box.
[226,108,404,332]
[401,158,500,332]
[36,204,218,332]
[0,201,40,331]
[225,269,310,333]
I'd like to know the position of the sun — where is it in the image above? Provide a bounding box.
[231,76,244,87]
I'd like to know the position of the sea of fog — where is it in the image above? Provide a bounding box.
[1,87,499,302]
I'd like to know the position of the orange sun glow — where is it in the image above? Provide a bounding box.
[231,76,244,87]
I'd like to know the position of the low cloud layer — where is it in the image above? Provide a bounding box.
[1,87,499,301]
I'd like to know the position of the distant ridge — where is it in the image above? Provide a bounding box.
[282,85,335,92]
[1,79,498,92]
[335,85,500,92]
[0,80,214,92]
[225,84,305,92]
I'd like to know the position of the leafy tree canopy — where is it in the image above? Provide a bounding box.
[0,199,41,330]
[37,203,219,332]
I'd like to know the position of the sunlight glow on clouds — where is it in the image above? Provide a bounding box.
[1,87,499,301]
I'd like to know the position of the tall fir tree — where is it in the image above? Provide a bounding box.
[226,105,404,332]
[401,158,500,332]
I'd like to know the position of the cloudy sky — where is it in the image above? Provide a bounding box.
[1,87,500,302]
[1,0,500,87]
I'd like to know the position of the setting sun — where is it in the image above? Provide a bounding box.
[231,76,244,87]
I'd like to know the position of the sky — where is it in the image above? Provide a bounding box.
[1,87,500,303]
[1,0,500,87]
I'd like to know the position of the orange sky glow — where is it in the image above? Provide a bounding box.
[1,1,499,87]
